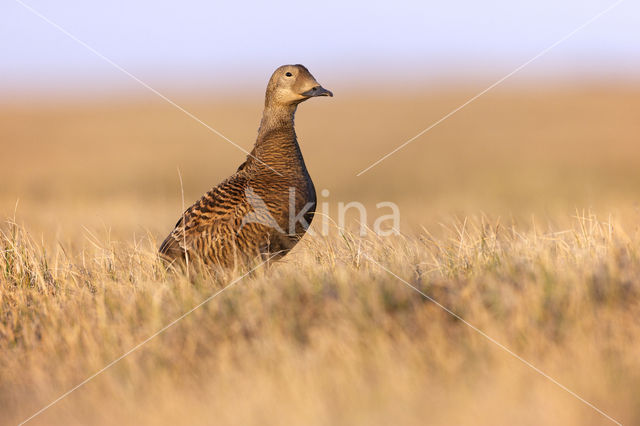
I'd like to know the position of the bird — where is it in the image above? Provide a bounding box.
[159,64,332,269]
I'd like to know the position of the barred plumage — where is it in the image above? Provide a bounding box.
[159,65,332,268]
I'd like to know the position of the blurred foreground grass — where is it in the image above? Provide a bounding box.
[1,213,639,425]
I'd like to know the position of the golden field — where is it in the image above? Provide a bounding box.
[1,85,640,425]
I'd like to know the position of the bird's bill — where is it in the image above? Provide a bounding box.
[302,85,333,97]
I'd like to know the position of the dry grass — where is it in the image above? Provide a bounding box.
[1,86,640,425]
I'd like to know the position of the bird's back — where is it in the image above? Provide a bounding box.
[159,164,315,268]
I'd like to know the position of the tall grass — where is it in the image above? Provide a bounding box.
[1,212,638,425]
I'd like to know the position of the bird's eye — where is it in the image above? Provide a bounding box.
[285,72,293,77]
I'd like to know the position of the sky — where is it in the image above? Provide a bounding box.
[1,0,639,97]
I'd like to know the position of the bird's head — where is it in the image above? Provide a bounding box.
[265,64,333,107]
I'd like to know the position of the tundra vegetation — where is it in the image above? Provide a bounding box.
[1,87,639,425]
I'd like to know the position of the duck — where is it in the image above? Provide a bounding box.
[159,64,332,268]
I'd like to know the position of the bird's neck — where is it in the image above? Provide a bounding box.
[259,104,297,134]
[250,104,306,174]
